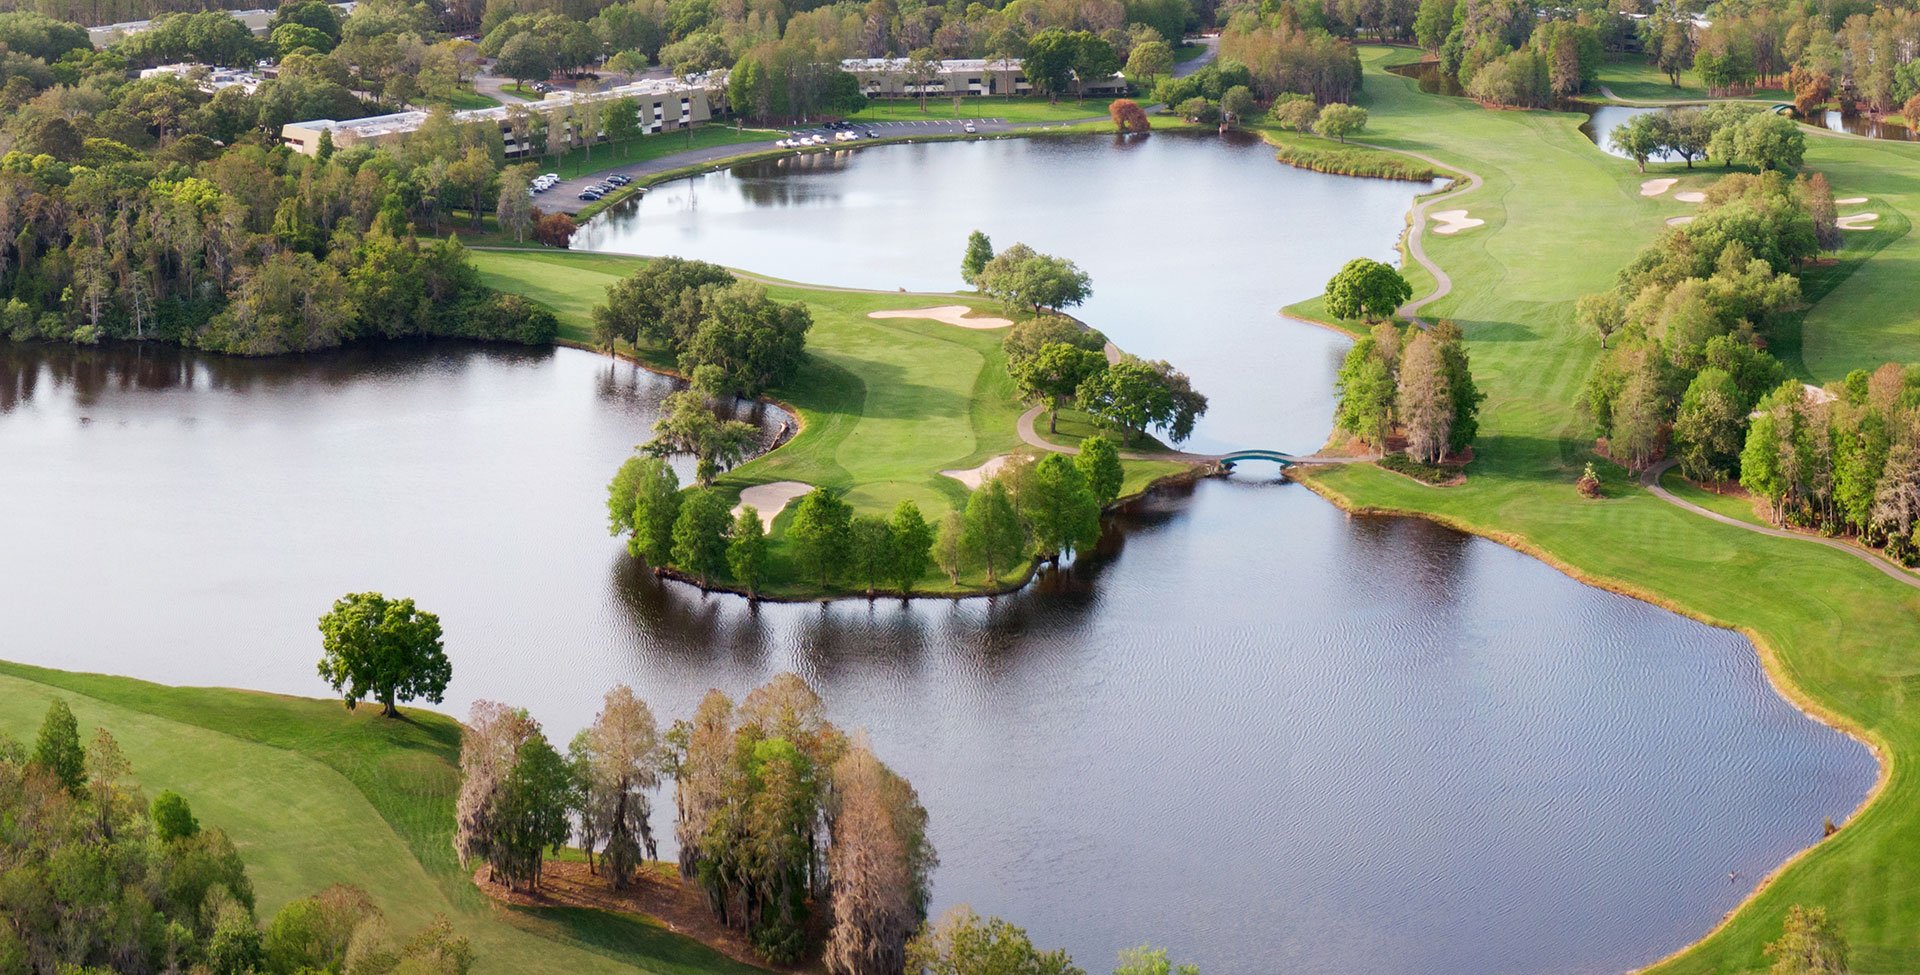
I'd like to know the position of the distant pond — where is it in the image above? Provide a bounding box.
[0,132,1878,975]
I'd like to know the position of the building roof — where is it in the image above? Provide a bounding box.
[287,74,720,140]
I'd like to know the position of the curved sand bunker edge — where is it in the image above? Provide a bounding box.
[869,306,1013,330]
[732,481,812,530]
[1431,209,1485,235]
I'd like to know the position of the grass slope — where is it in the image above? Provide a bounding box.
[848,95,1117,123]
[1593,54,1789,103]
[1294,46,1920,973]
[471,248,1188,596]
[0,661,766,975]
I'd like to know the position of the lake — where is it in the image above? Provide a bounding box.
[0,132,1876,975]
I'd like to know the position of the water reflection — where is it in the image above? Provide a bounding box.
[0,131,1882,975]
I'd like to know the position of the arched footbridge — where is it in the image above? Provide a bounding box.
[1214,448,1352,469]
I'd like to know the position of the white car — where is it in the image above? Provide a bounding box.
[963,122,977,133]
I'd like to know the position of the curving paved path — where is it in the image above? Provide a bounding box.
[1366,145,1482,322]
[1641,459,1920,591]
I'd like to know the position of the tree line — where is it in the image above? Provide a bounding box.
[1642,1,1920,119]
[455,675,936,971]
[590,256,814,399]
[1610,103,1807,174]
[965,232,1209,448]
[1578,170,1828,473]
[605,437,1126,597]
[0,6,569,354]
[0,697,474,974]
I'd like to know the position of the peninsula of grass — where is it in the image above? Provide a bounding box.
[1591,53,1790,103]
[1252,124,1441,181]
[0,661,766,975]
[472,248,1194,599]
[1282,44,1920,973]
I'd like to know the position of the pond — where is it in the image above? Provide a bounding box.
[0,132,1877,975]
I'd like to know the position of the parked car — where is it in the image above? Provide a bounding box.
[964,122,977,133]
[578,190,602,200]
[542,173,558,181]
[834,131,859,142]
[606,174,631,185]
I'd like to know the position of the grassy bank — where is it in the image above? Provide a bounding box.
[1291,45,1920,973]
[1252,124,1441,181]
[472,248,1192,599]
[1593,54,1790,103]
[0,661,766,975]
[847,95,1118,124]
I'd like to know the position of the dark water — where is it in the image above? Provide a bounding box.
[1820,108,1919,141]
[1386,60,1467,98]
[0,134,1878,975]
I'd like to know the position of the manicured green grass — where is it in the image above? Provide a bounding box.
[1593,54,1790,103]
[0,661,763,975]
[1291,45,1920,974]
[436,87,501,111]
[1251,124,1440,181]
[1173,41,1208,64]
[847,96,1118,124]
[471,248,1195,597]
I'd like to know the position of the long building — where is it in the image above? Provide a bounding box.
[88,2,357,47]
[839,56,1128,98]
[279,75,718,157]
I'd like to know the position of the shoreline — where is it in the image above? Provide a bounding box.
[1292,468,1890,974]
[1255,65,1892,970]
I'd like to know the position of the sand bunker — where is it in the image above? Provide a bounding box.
[1837,212,1880,231]
[1640,178,1677,197]
[1674,191,1707,203]
[1836,197,1868,205]
[868,306,1012,329]
[733,481,811,529]
[1666,215,1695,226]
[1430,209,1485,235]
[941,454,1010,489]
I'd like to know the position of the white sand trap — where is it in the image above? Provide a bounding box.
[1666,215,1695,226]
[1836,197,1868,205]
[733,481,811,530]
[1640,178,1678,197]
[868,306,1012,330]
[1674,190,1707,203]
[1837,212,1880,231]
[1430,209,1484,235]
[941,454,1010,489]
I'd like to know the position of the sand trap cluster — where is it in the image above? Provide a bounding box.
[1674,190,1707,203]
[1666,215,1695,226]
[732,481,811,529]
[1836,197,1868,205]
[941,454,1011,489]
[1837,212,1880,231]
[868,306,1012,329]
[1640,178,1678,197]
[1430,209,1485,235]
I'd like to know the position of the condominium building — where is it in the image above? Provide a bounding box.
[279,76,718,157]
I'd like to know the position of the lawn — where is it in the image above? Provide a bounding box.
[1286,45,1920,973]
[436,87,501,111]
[0,661,765,975]
[1593,53,1790,103]
[471,248,1192,597]
[847,95,1118,124]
